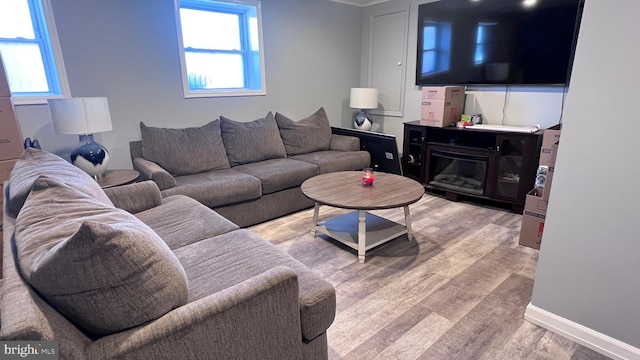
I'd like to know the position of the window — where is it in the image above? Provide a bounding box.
[175,0,265,98]
[474,22,496,65]
[420,21,451,76]
[475,24,486,64]
[0,0,69,104]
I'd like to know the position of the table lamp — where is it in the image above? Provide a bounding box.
[350,88,378,131]
[48,97,113,179]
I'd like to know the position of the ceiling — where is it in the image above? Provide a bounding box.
[329,0,391,7]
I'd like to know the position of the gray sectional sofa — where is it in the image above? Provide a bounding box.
[2,147,337,359]
[130,108,371,227]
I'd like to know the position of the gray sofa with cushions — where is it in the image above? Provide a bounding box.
[2,148,336,360]
[130,108,371,227]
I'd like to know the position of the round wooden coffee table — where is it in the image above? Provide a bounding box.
[301,171,424,263]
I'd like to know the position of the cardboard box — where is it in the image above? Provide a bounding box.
[0,229,3,278]
[519,188,548,250]
[420,98,465,127]
[539,124,561,167]
[541,143,559,201]
[0,98,24,161]
[1,158,16,180]
[0,159,18,221]
[421,86,466,101]
[0,53,10,97]
[0,158,17,204]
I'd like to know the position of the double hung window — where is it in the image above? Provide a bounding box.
[420,21,451,76]
[0,0,68,104]
[175,0,265,97]
[475,23,496,65]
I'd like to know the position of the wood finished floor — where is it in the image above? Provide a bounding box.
[249,192,612,360]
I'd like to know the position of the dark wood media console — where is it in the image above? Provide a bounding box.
[402,121,542,213]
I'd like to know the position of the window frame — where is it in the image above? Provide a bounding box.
[174,0,266,98]
[420,20,451,77]
[475,24,485,65]
[0,0,70,105]
[421,24,438,74]
[474,22,497,66]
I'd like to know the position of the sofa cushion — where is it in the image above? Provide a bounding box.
[233,158,318,195]
[14,177,189,338]
[7,148,113,218]
[173,229,336,342]
[161,168,262,208]
[220,112,287,166]
[275,107,332,156]
[136,195,239,250]
[102,180,163,214]
[140,120,230,176]
[291,150,371,174]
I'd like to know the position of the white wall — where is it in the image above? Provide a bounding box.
[13,0,363,169]
[530,0,640,350]
[360,0,568,142]
[361,0,640,354]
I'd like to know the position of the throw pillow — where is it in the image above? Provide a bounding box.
[14,176,189,338]
[220,112,287,166]
[140,120,230,176]
[7,148,113,218]
[275,107,332,156]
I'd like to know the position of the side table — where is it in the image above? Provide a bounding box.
[97,169,139,189]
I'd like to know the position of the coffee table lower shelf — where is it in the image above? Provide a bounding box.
[313,210,410,263]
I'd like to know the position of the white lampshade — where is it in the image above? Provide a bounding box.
[350,88,378,110]
[48,97,113,135]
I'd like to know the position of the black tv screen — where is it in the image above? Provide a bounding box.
[331,127,403,176]
[416,0,584,86]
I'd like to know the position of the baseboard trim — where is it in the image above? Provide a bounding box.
[524,303,640,360]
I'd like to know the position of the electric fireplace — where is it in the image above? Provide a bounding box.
[403,121,543,213]
[428,149,489,196]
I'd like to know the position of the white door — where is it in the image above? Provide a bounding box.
[369,8,408,117]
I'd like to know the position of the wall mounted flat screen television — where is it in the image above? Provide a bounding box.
[331,127,403,176]
[416,0,584,86]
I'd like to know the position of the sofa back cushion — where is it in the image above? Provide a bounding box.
[7,148,113,218]
[220,112,287,166]
[14,177,189,338]
[275,107,332,156]
[140,120,230,176]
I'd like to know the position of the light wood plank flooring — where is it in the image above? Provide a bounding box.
[250,192,611,360]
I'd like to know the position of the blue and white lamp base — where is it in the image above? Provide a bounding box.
[71,134,110,179]
[354,109,373,131]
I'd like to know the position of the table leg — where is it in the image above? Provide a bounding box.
[358,210,366,263]
[404,205,414,241]
[311,203,320,236]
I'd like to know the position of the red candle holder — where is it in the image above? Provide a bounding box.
[362,168,374,186]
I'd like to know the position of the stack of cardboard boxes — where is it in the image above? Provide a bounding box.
[420,86,466,127]
[519,124,561,250]
[0,54,24,277]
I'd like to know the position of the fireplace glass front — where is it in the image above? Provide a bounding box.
[428,150,488,196]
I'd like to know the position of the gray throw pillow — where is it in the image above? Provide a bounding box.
[275,107,332,156]
[140,120,230,176]
[7,148,113,218]
[220,112,287,166]
[14,176,189,338]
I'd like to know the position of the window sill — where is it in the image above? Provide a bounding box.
[12,95,67,106]
[183,89,267,98]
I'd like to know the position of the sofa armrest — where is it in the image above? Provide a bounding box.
[103,180,163,214]
[330,134,360,152]
[133,158,177,190]
[87,266,302,360]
